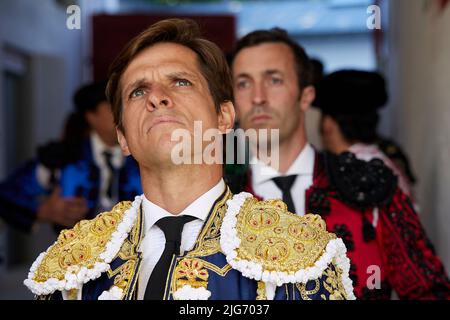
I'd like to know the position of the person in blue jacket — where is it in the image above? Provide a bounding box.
[0,81,142,233]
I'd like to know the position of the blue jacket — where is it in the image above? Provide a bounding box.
[0,139,142,232]
[25,187,355,300]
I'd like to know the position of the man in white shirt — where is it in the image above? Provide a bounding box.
[231,28,316,215]
[24,19,354,300]
[228,28,450,300]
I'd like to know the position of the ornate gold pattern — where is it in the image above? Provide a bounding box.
[246,206,280,230]
[65,289,79,300]
[113,260,137,292]
[320,264,347,300]
[255,237,289,263]
[173,258,209,292]
[296,279,321,300]
[235,198,335,272]
[186,188,232,258]
[107,204,144,299]
[33,202,132,283]
[256,281,267,300]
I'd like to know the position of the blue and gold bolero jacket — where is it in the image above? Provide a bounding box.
[24,187,356,300]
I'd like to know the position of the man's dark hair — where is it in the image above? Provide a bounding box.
[314,70,388,144]
[231,28,313,90]
[328,112,380,144]
[310,58,324,85]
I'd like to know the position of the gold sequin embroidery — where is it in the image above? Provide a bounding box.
[186,188,232,258]
[256,281,267,300]
[235,198,335,273]
[33,201,132,283]
[173,258,209,292]
[320,264,347,300]
[296,279,321,300]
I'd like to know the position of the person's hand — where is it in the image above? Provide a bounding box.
[37,187,88,228]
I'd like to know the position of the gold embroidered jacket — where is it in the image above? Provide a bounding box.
[24,187,355,300]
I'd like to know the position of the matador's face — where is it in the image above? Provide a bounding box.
[117,42,224,168]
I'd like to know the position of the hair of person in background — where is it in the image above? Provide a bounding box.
[231,27,313,92]
[325,111,379,144]
[73,80,109,115]
[62,111,90,147]
[314,70,387,144]
[310,58,324,85]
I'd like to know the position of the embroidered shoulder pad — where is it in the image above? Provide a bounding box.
[24,198,141,296]
[220,193,352,290]
[326,151,398,209]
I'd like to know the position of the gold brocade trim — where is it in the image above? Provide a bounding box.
[33,202,132,283]
[130,258,144,300]
[201,260,232,276]
[113,260,136,291]
[172,258,209,292]
[234,198,335,273]
[106,204,144,299]
[256,281,267,300]
[170,257,232,296]
[186,188,232,258]
[296,279,321,300]
[65,289,79,300]
[320,264,347,300]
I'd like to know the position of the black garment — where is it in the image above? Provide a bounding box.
[102,151,118,201]
[144,215,196,300]
[272,175,298,213]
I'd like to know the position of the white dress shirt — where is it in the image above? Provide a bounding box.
[90,132,124,210]
[137,179,225,300]
[250,143,315,216]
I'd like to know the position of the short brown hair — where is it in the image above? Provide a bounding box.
[231,28,312,91]
[106,18,233,131]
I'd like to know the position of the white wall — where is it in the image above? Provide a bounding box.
[388,0,450,273]
[0,0,83,172]
[298,33,376,73]
[0,0,84,299]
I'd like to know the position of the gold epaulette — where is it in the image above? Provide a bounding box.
[25,201,133,294]
[220,193,344,285]
[238,198,334,272]
[235,197,334,272]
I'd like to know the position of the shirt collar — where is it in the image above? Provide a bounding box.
[250,143,315,185]
[90,132,124,168]
[142,178,225,234]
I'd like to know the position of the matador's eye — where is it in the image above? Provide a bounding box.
[130,88,145,98]
[175,79,192,87]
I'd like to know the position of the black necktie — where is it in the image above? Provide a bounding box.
[144,215,196,300]
[102,151,117,200]
[272,175,298,213]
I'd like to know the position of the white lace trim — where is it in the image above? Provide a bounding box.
[172,285,211,300]
[98,286,124,300]
[220,192,356,299]
[24,195,143,296]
